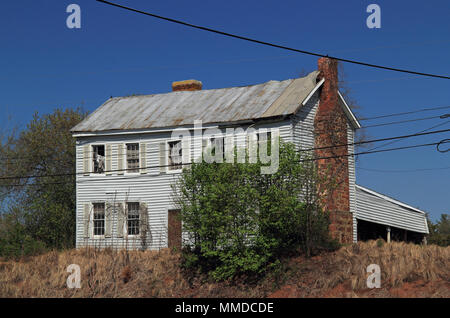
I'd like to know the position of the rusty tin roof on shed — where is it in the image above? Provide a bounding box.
[71,71,319,133]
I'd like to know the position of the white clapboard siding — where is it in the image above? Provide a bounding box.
[355,185,429,234]
[291,91,319,154]
[347,124,357,243]
[75,121,292,250]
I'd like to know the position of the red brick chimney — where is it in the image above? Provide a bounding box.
[172,80,202,92]
[314,57,353,244]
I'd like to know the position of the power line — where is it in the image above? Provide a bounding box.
[361,115,447,128]
[0,140,443,182]
[437,139,450,153]
[96,0,450,80]
[357,166,450,173]
[359,105,450,121]
[366,119,450,152]
[1,128,449,164]
[1,126,449,163]
[299,128,450,153]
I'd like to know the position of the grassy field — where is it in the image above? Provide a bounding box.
[0,240,448,298]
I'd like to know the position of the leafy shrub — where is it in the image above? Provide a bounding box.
[0,214,47,259]
[174,142,338,281]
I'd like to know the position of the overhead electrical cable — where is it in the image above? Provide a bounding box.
[96,0,450,80]
[0,140,444,182]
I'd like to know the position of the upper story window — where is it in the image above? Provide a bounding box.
[93,203,105,236]
[92,145,105,174]
[127,202,140,235]
[168,140,182,171]
[257,131,272,154]
[210,137,224,160]
[126,143,140,173]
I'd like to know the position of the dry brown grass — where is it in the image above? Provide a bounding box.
[0,241,448,298]
[0,248,190,298]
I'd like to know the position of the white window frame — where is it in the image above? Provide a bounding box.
[166,139,183,174]
[125,202,140,238]
[256,130,272,150]
[90,144,106,176]
[125,142,140,175]
[91,202,106,239]
[207,136,225,162]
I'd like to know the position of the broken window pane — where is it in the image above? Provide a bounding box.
[211,137,224,160]
[168,140,182,170]
[92,145,105,174]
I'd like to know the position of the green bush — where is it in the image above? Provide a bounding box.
[174,141,338,281]
[0,214,47,259]
[427,214,450,247]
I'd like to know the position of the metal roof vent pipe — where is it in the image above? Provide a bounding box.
[172,80,203,92]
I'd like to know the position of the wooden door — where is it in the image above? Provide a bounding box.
[168,209,181,250]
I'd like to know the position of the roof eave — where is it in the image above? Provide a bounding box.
[356,184,427,215]
[337,90,362,129]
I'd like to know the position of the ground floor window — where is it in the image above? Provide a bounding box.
[127,202,140,235]
[93,203,105,236]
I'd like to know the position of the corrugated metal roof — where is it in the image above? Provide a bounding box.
[71,71,319,133]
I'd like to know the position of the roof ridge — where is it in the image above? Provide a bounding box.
[111,77,296,100]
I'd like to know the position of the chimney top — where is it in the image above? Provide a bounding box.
[172,79,202,92]
[317,57,338,84]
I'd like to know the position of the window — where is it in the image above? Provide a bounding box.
[210,137,224,160]
[126,143,139,173]
[93,203,105,236]
[92,145,105,173]
[127,202,140,235]
[257,131,272,154]
[168,140,182,170]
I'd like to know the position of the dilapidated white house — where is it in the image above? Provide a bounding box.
[70,58,428,250]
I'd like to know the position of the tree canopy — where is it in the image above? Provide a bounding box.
[0,108,86,258]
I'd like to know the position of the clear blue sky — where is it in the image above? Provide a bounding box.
[0,0,449,221]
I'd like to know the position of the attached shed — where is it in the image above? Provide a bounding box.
[355,185,429,243]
